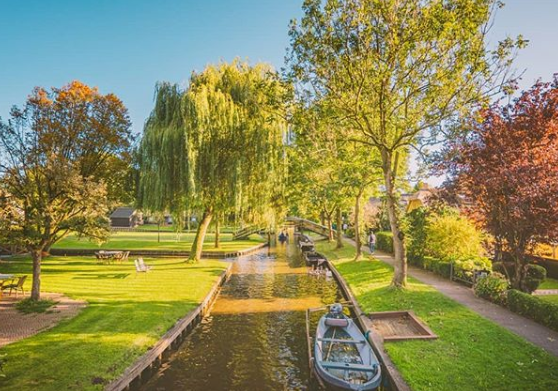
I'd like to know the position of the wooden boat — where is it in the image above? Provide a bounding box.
[304,251,326,267]
[299,240,315,253]
[314,304,382,391]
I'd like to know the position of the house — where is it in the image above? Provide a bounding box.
[405,183,438,212]
[110,207,143,228]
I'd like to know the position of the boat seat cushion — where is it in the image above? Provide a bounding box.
[325,317,350,327]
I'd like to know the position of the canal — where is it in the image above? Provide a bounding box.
[142,237,344,391]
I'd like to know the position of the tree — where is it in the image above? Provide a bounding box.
[0,81,133,300]
[287,0,522,287]
[444,78,558,290]
[138,61,287,262]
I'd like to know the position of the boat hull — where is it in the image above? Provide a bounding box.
[314,315,381,391]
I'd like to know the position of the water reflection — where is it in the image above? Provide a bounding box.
[142,238,343,391]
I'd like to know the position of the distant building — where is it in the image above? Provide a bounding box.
[110,207,143,228]
[404,183,438,212]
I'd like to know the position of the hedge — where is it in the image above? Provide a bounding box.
[508,289,558,332]
[376,231,393,253]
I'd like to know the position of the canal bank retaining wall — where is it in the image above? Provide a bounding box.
[324,258,412,391]
[50,242,268,259]
[104,263,234,391]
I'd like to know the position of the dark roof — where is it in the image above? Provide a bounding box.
[110,207,135,219]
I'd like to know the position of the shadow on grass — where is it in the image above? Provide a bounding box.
[72,273,131,280]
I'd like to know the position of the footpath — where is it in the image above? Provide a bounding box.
[345,238,558,357]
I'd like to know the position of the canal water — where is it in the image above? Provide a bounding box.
[142,237,344,391]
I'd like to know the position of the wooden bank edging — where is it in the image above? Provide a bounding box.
[104,262,233,391]
[50,242,268,259]
[324,258,412,391]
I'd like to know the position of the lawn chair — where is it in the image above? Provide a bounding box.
[138,258,152,271]
[2,275,27,297]
[134,258,151,273]
[113,252,124,263]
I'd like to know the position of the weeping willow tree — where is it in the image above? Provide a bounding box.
[138,60,287,262]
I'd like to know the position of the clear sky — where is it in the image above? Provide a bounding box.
[1,0,556,140]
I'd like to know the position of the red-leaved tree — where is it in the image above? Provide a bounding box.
[446,77,558,290]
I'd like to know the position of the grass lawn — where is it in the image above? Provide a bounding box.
[539,277,558,290]
[53,231,264,252]
[316,241,558,391]
[0,256,228,391]
[539,295,558,305]
[135,224,236,233]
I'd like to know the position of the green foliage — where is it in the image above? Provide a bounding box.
[508,289,558,332]
[522,264,547,294]
[315,241,558,391]
[453,257,492,283]
[139,60,287,222]
[422,256,453,278]
[425,213,485,261]
[474,273,510,305]
[0,81,133,299]
[15,298,56,314]
[375,231,393,253]
[287,0,522,286]
[405,207,428,265]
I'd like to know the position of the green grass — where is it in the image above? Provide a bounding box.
[539,295,558,305]
[316,241,558,391]
[53,231,264,252]
[0,256,227,391]
[15,298,57,314]
[539,277,558,290]
[134,224,235,233]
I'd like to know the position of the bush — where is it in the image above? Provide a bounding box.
[423,256,452,278]
[405,207,428,266]
[425,213,485,261]
[474,272,509,304]
[507,289,558,332]
[453,256,492,284]
[376,231,393,253]
[521,264,547,293]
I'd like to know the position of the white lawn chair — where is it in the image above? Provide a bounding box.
[135,258,152,272]
[134,258,151,273]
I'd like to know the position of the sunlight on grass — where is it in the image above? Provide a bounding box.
[539,277,558,290]
[316,241,558,391]
[53,231,264,252]
[0,256,227,391]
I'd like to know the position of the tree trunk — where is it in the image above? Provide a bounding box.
[354,191,363,260]
[382,149,407,288]
[320,211,326,226]
[326,215,334,242]
[336,208,343,249]
[214,216,220,249]
[188,209,213,263]
[31,248,42,301]
[512,249,525,290]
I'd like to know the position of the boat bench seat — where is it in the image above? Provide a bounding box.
[318,338,365,344]
[321,361,378,372]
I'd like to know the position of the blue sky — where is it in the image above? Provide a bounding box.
[1,0,556,140]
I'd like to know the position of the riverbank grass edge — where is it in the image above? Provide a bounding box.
[0,256,228,391]
[316,241,558,391]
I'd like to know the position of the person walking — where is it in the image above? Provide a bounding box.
[368,231,376,254]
